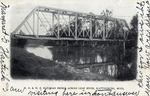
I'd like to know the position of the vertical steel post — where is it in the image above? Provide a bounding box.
[95,19,97,38]
[75,14,78,39]
[103,18,106,40]
[69,15,71,36]
[33,12,35,36]
[90,15,92,39]
[37,7,39,38]
[83,17,85,37]
[105,21,108,38]
[58,11,60,38]
[52,13,54,36]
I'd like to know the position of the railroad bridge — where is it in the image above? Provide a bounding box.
[12,6,131,42]
[11,6,137,75]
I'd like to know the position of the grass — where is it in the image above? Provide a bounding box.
[11,47,74,80]
[11,47,114,80]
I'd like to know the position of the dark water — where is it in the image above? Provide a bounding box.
[26,44,120,77]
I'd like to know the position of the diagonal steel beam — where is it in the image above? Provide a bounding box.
[26,20,36,35]
[35,11,49,33]
[41,12,51,28]
[23,23,31,35]
[13,7,39,34]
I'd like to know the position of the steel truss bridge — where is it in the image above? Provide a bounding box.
[12,6,131,41]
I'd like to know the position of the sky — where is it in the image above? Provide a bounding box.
[4,0,138,32]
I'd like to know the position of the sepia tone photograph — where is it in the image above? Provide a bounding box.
[10,0,138,81]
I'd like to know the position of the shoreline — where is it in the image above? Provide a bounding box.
[11,46,115,80]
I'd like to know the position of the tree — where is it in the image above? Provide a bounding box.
[130,14,138,33]
[128,14,138,40]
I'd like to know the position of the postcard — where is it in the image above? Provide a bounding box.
[0,0,150,96]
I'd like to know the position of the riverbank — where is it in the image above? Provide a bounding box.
[11,47,115,80]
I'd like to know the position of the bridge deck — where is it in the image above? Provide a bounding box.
[14,34,129,41]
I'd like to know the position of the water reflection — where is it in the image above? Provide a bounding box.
[26,45,118,77]
[26,46,53,60]
[52,46,113,65]
[82,64,117,77]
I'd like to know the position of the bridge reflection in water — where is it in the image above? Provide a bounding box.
[26,45,119,78]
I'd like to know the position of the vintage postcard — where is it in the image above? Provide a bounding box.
[0,0,150,96]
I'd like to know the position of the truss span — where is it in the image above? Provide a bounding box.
[12,6,130,41]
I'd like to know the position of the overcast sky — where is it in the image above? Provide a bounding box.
[6,0,137,32]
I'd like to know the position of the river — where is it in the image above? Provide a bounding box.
[25,44,120,78]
